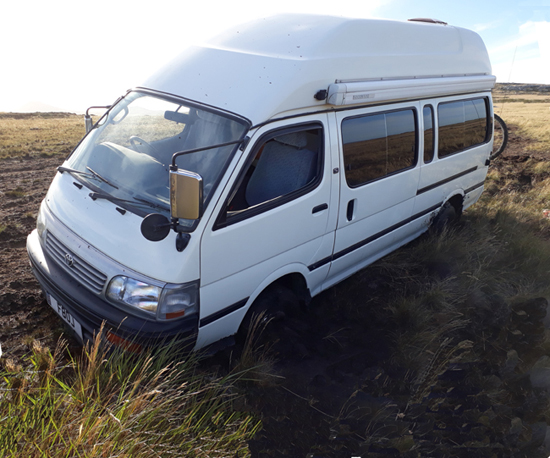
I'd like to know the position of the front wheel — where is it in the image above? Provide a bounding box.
[490,114,509,160]
[236,285,296,344]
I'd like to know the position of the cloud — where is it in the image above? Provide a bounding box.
[473,20,501,33]
[487,20,550,83]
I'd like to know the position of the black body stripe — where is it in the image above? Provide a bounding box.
[308,202,442,272]
[199,298,249,327]
[464,181,485,195]
[417,166,478,195]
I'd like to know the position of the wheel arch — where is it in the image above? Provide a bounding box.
[246,264,312,311]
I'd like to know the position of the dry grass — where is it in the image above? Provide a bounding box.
[0,113,85,159]
[492,93,550,153]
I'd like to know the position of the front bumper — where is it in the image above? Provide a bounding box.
[26,230,198,350]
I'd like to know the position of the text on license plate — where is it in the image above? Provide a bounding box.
[47,294,83,341]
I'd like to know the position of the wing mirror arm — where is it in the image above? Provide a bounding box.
[84,105,112,133]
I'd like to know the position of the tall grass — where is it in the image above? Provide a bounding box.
[0,329,260,457]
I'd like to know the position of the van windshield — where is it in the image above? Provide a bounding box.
[66,91,249,226]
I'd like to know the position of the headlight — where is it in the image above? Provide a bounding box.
[106,276,199,321]
[36,201,46,240]
[106,276,161,313]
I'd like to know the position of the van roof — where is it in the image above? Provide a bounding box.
[141,14,493,125]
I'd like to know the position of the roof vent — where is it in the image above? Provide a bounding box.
[408,18,448,25]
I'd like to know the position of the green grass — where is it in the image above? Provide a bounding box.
[0,330,260,457]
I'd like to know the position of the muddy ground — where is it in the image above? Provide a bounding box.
[1,120,550,457]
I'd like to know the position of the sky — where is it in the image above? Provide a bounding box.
[0,0,549,113]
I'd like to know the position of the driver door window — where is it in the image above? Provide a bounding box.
[218,124,323,227]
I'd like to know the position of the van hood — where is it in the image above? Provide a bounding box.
[44,171,199,284]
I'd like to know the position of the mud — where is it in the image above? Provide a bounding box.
[0,155,67,357]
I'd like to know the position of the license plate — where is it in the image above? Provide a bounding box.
[47,294,83,341]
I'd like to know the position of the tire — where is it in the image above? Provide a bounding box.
[490,114,508,160]
[431,202,459,233]
[236,285,296,344]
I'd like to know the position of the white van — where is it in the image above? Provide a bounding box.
[27,15,496,351]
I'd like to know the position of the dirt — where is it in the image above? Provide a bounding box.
[1,117,550,457]
[0,155,68,357]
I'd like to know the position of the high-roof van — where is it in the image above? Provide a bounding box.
[27,14,496,351]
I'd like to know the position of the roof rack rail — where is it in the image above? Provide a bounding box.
[408,18,448,25]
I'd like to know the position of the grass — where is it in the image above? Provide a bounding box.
[0,113,84,159]
[0,329,260,457]
[5,186,26,198]
[492,92,550,153]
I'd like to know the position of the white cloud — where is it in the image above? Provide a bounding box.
[473,20,501,33]
[487,20,550,83]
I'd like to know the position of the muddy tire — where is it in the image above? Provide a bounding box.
[431,202,459,232]
[236,285,296,344]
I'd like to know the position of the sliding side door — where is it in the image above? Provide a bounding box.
[324,103,425,288]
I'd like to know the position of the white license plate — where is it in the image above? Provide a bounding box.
[47,294,83,341]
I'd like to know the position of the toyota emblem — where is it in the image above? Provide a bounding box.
[64,253,75,268]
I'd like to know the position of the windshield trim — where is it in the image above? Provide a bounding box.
[133,87,252,129]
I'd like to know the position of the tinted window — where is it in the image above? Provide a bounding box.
[438,98,489,158]
[423,105,434,163]
[342,109,417,187]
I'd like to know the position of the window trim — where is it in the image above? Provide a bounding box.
[341,106,419,189]
[436,96,491,160]
[213,122,325,230]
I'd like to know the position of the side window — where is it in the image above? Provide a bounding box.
[342,108,417,187]
[223,125,323,221]
[423,105,434,163]
[438,98,489,158]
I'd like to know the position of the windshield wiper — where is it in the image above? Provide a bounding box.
[89,192,169,212]
[58,166,118,190]
[86,167,119,189]
[133,197,170,212]
[58,166,96,179]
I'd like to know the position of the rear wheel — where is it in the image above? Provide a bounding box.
[431,201,459,232]
[490,114,508,160]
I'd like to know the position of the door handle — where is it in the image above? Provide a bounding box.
[347,199,355,221]
[312,203,328,214]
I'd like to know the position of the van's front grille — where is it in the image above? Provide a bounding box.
[45,232,108,294]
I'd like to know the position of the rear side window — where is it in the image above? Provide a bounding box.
[342,108,417,187]
[438,98,489,158]
[423,105,434,163]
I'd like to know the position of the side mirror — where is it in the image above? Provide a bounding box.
[84,114,94,133]
[84,105,112,133]
[170,169,203,221]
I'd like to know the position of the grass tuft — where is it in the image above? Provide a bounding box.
[0,328,260,457]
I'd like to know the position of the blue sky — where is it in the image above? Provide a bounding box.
[0,0,548,113]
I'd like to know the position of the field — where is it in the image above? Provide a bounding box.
[2,87,550,457]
